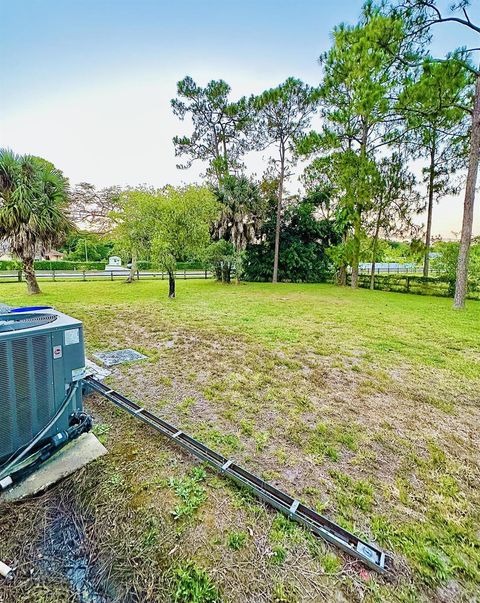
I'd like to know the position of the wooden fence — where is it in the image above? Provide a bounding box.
[0,269,213,283]
[350,273,480,300]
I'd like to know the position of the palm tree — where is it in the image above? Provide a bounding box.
[0,149,72,294]
[213,175,265,248]
[212,175,266,281]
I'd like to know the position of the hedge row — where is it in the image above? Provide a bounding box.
[0,259,207,271]
[0,260,106,271]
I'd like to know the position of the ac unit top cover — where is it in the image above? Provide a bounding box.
[0,309,82,336]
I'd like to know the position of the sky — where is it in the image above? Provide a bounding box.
[1,0,479,239]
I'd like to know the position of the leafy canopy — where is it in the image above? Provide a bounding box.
[0,149,72,259]
[171,77,254,182]
[149,186,220,273]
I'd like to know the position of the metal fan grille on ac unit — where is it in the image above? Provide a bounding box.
[0,313,57,333]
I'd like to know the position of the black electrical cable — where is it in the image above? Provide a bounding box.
[0,383,79,480]
[0,411,93,491]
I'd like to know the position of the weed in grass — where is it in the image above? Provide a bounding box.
[353,480,375,511]
[254,430,270,451]
[325,446,339,461]
[92,422,110,445]
[239,419,254,436]
[308,422,360,462]
[179,396,196,413]
[227,531,247,550]
[328,469,352,488]
[275,448,288,465]
[173,562,219,603]
[269,514,304,546]
[105,472,124,492]
[270,545,287,565]
[142,516,161,548]
[230,484,266,516]
[321,551,342,574]
[272,581,299,603]
[169,467,207,520]
[330,471,376,519]
[293,394,312,412]
[195,425,241,456]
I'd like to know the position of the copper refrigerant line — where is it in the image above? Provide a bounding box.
[84,375,392,574]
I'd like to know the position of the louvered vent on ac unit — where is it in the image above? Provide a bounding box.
[0,309,85,462]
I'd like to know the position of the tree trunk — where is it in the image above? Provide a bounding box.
[351,214,361,289]
[126,252,137,283]
[423,141,436,278]
[23,256,41,295]
[370,214,381,290]
[352,123,368,289]
[338,232,347,286]
[272,147,285,284]
[222,262,231,283]
[214,262,222,281]
[454,73,480,309]
[168,271,175,298]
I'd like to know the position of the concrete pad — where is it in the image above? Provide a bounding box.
[1,433,107,503]
[93,348,147,367]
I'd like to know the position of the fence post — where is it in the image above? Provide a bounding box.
[205,269,208,279]
[137,270,140,280]
[110,271,113,281]
[184,269,187,280]
[161,272,164,280]
[52,270,56,282]
[17,270,22,282]
[406,277,410,293]
[83,270,86,281]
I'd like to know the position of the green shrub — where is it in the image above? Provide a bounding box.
[0,260,22,270]
[173,562,219,603]
[244,197,339,283]
[35,260,106,270]
[0,260,206,272]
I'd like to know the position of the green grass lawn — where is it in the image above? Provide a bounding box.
[1,280,479,602]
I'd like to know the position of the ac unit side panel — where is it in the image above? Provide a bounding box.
[0,310,86,462]
[0,333,56,460]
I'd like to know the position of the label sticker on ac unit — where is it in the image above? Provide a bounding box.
[53,345,63,359]
[72,367,86,381]
[64,328,80,345]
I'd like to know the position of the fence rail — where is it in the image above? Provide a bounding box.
[358,264,439,275]
[0,269,213,283]
[351,273,480,300]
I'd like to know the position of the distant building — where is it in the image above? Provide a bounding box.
[0,240,65,261]
[43,250,65,261]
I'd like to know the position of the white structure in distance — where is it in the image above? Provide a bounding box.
[104,256,126,272]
